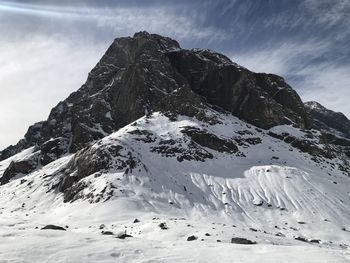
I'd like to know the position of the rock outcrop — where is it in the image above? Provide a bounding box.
[167,49,310,129]
[1,159,37,185]
[305,101,350,139]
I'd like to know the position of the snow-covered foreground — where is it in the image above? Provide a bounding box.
[1,204,349,263]
[1,112,350,262]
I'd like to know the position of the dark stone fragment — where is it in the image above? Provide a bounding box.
[117,233,133,239]
[158,223,168,230]
[187,235,198,241]
[101,231,114,235]
[309,239,321,244]
[231,237,256,245]
[253,201,263,206]
[41,225,66,231]
[294,236,308,242]
[275,232,285,237]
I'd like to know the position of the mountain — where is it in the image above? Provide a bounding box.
[0,32,349,262]
[305,101,350,139]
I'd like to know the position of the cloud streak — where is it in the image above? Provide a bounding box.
[0,1,228,45]
[0,36,106,149]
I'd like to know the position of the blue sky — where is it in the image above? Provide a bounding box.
[0,0,349,149]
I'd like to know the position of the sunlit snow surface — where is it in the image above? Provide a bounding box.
[0,112,349,262]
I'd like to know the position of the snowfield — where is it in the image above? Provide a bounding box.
[0,111,349,262]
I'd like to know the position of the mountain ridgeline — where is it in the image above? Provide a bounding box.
[0,31,349,188]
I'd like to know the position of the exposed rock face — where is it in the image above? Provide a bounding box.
[1,156,39,185]
[303,101,350,165]
[181,127,238,154]
[305,101,350,139]
[167,49,310,129]
[267,131,335,159]
[57,142,140,202]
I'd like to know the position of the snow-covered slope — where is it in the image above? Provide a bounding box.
[1,110,349,262]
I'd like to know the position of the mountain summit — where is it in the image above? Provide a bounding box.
[1,32,311,161]
[0,32,350,261]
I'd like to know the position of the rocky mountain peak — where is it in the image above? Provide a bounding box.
[305,101,350,139]
[132,31,181,51]
[304,101,325,111]
[0,32,332,171]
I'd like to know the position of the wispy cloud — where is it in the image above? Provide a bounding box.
[232,40,331,76]
[0,1,228,44]
[0,36,106,149]
[302,0,350,29]
[92,7,229,43]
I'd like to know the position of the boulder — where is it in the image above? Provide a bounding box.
[1,159,37,185]
[101,231,114,235]
[158,223,168,230]
[41,225,66,231]
[116,233,133,239]
[187,235,198,241]
[231,237,256,245]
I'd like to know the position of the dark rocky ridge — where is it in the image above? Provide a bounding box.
[0,32,348,185]
[0,157,38,185]
[166,49,310,129]
[304,101,350,139]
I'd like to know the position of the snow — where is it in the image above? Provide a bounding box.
[1,224,349,262]
[305,101,325,111]
[0,111,349,262]
[105,111,112,120]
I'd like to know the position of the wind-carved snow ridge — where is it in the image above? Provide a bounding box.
[0,110,350,262]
